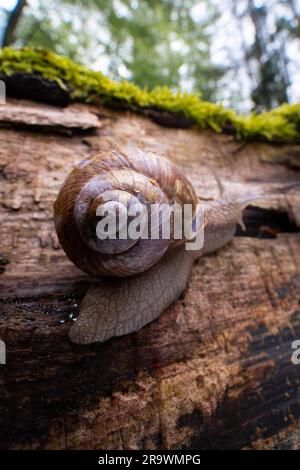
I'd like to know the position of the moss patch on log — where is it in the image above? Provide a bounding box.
[0,47,299,143]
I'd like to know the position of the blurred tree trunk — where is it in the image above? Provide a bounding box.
[2,0,26,47]
[247,0,289,110]
[230,0,294,111]
[286,0,300,37]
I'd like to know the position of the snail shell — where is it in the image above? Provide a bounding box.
[53,145,252,344]
[54,146,198,277]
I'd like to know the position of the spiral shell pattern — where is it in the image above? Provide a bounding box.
[54,146,198,276]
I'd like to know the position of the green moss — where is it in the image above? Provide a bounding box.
[234,103,300,142]
[0,47,299,143]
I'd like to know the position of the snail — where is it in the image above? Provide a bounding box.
[53,145,268,344]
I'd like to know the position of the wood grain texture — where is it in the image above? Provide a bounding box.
[0,98,300,449]
[0,99,101,134]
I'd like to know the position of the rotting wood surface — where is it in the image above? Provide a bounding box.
[0,98,300,450]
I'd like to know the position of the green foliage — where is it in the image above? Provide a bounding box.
[6,0,225,102]
[0,47,299,143]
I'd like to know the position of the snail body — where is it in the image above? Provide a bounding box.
[68,200,242,344]
[54,146,245,345]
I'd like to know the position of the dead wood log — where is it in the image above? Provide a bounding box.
[0,98,300,449]
[0,100,101,135]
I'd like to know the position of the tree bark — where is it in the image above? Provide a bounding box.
[0,97,300,449]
